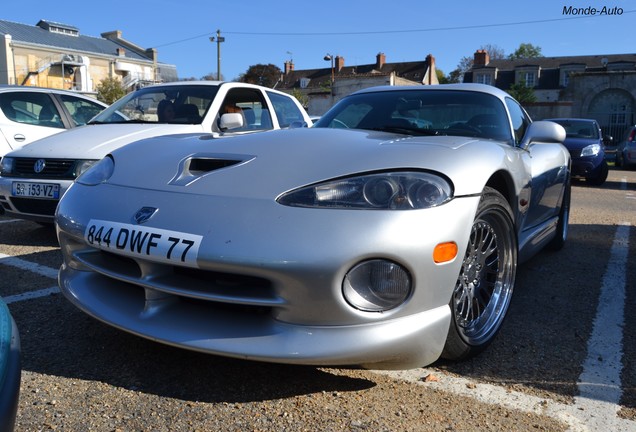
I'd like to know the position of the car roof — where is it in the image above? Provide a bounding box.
[350,83,513,99]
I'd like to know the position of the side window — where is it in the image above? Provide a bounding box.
[0,92,64,129]
[60,95,105,126]
[505,97,531,145]
[216,88,271,132]
[266,91,305,128]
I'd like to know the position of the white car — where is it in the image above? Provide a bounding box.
[0,85,107,157]
[0,81,312,223]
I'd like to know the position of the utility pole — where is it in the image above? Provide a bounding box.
[209,29,225,80]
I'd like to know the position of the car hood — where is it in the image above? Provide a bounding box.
[4,124,203,160]
[561,137,601,152]
[105,128,510,198]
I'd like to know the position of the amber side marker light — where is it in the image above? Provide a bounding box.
[433,242,458,264]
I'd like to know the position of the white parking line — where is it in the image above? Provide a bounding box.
[575,222,630,431]
[4,286,60,304]
[379,223,634,432]
[0,253,61,303]
[0,253,59,279]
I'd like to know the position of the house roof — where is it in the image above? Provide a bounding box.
[278,57,432,90]
[0,19,153,62]
[484,53,636,71]
[466,53,636,90]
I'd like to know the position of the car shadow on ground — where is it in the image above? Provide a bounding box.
[10,294,376,404]
[0,219,58,248]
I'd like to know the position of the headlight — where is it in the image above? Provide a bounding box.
[277,171,452,209]
[74,160,99,177]
[343,260,412,311]
[0,157,14,175]
[581,144,601,157]
[76,156,114,185]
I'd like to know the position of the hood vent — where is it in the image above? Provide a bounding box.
[169,153,255,186]
[188,158,242,174]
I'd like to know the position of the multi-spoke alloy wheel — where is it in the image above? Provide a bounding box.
[442,187,517,361]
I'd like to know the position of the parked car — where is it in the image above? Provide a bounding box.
[0,81,312,223]
[615,125,636,169]
[545,118,609,185]
[56,84,569,370]
[0,296,20,432]
[0,85,107,158]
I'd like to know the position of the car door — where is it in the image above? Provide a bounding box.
[0,91,66,156]
[507,98,569,231]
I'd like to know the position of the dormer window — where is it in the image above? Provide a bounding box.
[515,66,540,88]
[559,64,586,87]
[300,78,310,89]
[475,73,492,85]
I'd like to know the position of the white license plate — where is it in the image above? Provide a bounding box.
[84,219,202,268]
[12,182,60,198]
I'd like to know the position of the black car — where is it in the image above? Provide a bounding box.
[546,118,609,186]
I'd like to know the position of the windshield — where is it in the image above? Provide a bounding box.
[90,84,220,125]
[314,89,512,142]
[550,119,600,139]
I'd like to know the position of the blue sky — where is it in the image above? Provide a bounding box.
[3,1,634,81]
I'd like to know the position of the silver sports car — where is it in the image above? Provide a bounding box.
[56,84,569,369]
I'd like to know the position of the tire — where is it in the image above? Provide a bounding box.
[547,176,571,251]
[442,187,517,361]
[587,160,608,186]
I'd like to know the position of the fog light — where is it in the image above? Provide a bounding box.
[343,260,412,312]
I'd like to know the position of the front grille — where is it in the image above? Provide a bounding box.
[9,197,59,216]
[74,249,281,308]
[12,158,76,179]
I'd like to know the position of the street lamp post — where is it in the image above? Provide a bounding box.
[210,29,225,80]
[324,54,334,83]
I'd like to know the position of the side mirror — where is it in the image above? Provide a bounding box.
[519,121,566,150]
[219,112,244,131]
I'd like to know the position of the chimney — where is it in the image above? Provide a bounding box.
[425,54,437,85]
[117,47,126,57]
[335,56,345,72]
[284,60,294,75]
[474,50,490,67]
[376,52,386,69]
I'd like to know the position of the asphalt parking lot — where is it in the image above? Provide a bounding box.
[1,168,635,431]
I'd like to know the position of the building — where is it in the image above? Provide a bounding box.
[0,19,177,95]
[464,49,636,140]
[277,52,438,115]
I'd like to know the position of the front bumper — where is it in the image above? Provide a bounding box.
[571,154,604,178]
[57,182,480,369]
[0,177,74,223]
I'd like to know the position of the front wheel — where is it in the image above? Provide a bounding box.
[587,160,608,186]
[442,187,517,361]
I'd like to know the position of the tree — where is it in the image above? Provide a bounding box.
[447,44,506,83]
[96,77,125,104]
[507,81,537,104]
[290,88,308,108]
[508,43,543,60]
[239,64,283,88]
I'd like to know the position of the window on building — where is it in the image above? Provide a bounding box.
[476,73,492,85]
[523,72,535,88]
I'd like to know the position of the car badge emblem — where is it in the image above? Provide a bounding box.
[133,207,158,225]
[34,159,46,173]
